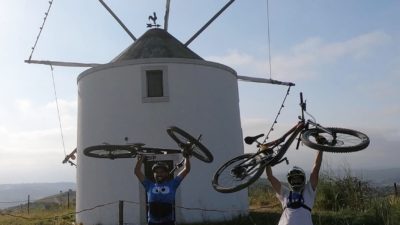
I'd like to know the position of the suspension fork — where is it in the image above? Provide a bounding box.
[307,120,336,139]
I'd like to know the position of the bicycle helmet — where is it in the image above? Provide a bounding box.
[287,166,306,192]
[152,162,169,172]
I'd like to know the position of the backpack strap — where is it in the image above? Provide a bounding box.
[284,191,312,212]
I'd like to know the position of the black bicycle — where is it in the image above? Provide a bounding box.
[83,126,213,163]
[212,92,370,193]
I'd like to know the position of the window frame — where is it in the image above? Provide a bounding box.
[141,66,169,103]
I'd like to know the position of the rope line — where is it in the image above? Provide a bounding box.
[0,201,118,221]
[50,65,67,156]
[262,85,292,143]
[125,200,248,213]
[0,212,31,220]
[73,201,119,215]
[0,199,274,222]
[0,200,28,204]
[28,0,55,61]
[266,0,273,79]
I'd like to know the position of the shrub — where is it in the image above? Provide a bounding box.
[315,171,375,212]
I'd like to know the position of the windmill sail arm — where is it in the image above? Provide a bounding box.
[237,75,295,86]
[185,0,235,46]
[98,0,137,41]
[164,0,171,31]
[25,59,102,68]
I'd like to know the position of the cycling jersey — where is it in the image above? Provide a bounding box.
[142,176,183,224]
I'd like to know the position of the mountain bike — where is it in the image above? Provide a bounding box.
[83,126,213,163]
[212,92,370,193]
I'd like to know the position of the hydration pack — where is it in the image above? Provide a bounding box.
[284,191,311,212]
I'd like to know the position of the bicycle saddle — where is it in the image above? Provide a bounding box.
[244,134,264,145]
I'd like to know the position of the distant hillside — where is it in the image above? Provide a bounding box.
[353,168,400,186]
[4,190,76,213]
[270,167,400,187]
[0,182,75,209]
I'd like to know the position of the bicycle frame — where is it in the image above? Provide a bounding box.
[237,92,336,174]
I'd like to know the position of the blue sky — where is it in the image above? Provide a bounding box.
[0,0,399,184]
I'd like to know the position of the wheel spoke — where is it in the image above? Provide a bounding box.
[301,127,370,153]
[167,126,213,163]
[212,154,264,193]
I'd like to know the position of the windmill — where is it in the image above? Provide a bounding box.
[25,1,294,224]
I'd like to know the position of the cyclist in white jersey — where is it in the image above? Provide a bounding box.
[265,151,323,225]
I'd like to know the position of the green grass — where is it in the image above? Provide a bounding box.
[1,200,399,225]
[0,207,74,225]
[1,173,399,225]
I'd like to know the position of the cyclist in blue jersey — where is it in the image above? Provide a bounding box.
[135,154,191,225]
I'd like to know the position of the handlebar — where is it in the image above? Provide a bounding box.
[300,92,306,120]
[300,92,304,105]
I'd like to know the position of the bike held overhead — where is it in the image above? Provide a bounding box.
[83,126,213,163]
[212,92,370,193]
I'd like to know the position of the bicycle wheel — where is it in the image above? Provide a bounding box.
[301,127,370,153]
[167,126,213,163]
[212,153,266,193]
[83,145,135,159]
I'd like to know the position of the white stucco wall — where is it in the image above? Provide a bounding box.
[76,58,248,225]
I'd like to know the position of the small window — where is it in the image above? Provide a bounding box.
[142,66,169,103]
[146,70,164,97]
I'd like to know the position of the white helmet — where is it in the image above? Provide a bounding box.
[287,166,306,192]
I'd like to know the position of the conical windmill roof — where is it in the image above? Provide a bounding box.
[111,28,203,62]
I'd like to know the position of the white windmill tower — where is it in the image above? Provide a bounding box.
[25,1,294,224]
[77,1,252,224]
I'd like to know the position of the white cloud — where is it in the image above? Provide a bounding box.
[8,99,77,131]
[207,51,268,76]
[206,31,391,81]
[15,99,33,112]
[0,99,77,183]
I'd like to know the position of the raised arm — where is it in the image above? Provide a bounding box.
[265,166,281,194]
[310,151,323,191]
[177,155,191,180]
[134,155,146,183]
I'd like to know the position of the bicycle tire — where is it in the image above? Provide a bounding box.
[301,127,370,153]
[167,126,213,163]
[83,145,135,159]
[212,153,266,193]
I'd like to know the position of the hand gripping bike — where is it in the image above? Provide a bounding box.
[212,92,370,193]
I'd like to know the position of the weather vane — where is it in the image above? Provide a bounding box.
[147,12,161,28]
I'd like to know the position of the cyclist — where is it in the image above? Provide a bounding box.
[265,151,323,225]
[135,154,191,225]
